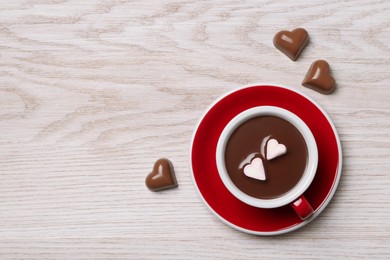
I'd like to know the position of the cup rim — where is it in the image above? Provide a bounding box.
[216,106,318,208]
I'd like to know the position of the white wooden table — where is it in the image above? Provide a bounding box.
[0,1,389,258]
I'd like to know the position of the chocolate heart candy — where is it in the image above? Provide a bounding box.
[145,158,178,191]
[273,28,309,61]
[302,60,336,94]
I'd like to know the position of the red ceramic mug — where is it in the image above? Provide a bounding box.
[215,106,318,220]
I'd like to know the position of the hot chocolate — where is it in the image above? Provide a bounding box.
[224,116,308,199]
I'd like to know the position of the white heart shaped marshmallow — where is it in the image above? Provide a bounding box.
[266,139,287,160]
[243,157,266,181]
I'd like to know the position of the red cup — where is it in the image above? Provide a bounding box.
[215,106,318,220]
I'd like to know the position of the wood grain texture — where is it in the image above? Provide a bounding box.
[0,0,389,258]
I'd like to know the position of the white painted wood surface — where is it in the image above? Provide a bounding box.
[0,0,389,258]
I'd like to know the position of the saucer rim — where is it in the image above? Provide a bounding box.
[189,83,343,236]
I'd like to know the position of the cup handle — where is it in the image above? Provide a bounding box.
[291,195,314,220]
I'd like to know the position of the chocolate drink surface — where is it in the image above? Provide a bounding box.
[224,116,308,199]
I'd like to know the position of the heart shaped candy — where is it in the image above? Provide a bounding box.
[302,60,336,94]
[243,157,266,181]
[145,158,178,191]
[266,139,287,160]
[273,28,309,61]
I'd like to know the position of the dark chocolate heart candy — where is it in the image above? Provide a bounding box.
[302,60,336,94]
[273,28,309,61]
[145,158,178,191]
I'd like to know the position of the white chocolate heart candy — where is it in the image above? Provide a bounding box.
[266,139,287,160]
[243,157,266,181]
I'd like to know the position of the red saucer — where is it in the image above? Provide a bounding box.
[190,85,342,235]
